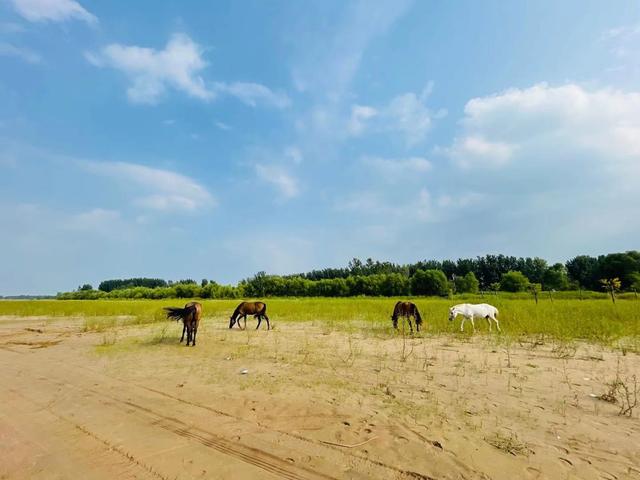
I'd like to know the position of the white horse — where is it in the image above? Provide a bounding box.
[448,303,501,333]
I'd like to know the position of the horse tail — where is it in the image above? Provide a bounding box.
[164,306,190,322]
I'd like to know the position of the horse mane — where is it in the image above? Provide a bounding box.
[230,302,246,319]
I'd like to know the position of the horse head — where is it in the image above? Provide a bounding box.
[448,306,457,322]
[229,315,236,329]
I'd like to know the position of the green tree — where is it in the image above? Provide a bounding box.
[411,269,448,296]
[542,263,570,290]
[566,255,599,289]
[500,271,530,292]
[78,284,93,291]
[454,272,479,293]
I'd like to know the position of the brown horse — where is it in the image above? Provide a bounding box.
[164,301,202,346]
[229,301,270,330]
[391,301,422,333]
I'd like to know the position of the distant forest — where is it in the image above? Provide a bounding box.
[58,251,640,299]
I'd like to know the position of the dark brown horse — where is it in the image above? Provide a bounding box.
[164,301,202,346]
[391,301,422,333]
[229,301,270,330]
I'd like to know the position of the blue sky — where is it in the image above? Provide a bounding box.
[1,0,639,295]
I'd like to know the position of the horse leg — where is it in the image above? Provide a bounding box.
[243,314,247,330]
[256,315,262,330]
[485,315,492,332]
[460,317,465,332]
[408,318,413,334]
[470,317,476,333]
[493,316,501,332]
[192,323,197,346]
[264,314,270,330]
[180,322,186,342]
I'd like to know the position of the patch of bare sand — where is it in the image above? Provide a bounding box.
[1,316,639,479]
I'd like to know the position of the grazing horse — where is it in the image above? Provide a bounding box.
[391,301,423,333]
[448,303,500,333]
[229,301,270,330]
[164,301,202,346]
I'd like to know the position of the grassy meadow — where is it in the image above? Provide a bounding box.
[1,295,639,345]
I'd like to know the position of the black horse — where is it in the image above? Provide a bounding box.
[391,301,423,333]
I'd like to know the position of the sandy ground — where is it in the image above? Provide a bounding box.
[1,315,639,480]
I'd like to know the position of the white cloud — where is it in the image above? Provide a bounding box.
[384,91,435,146]
[0,42,41,64]
[10,0,97,24]
[362,155,431,179]
[87,34,290,107]
[347,84,444,146]
[214,82,291,109]
[348,105,378,135]
[84,161,215,213]
[87,34,213,104]
[445,136,515,169]
[215,121,231,131]
[446,83,640,175]
[255,164,299,199]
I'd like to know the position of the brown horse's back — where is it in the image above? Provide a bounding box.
[185,301,202,322]
[237,301,266,315]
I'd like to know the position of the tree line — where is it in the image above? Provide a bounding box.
[59,251,640,299]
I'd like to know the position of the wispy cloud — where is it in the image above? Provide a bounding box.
[214,82,291,109]
[0,41,41,64]
[361,155,431,179]
[84,161,215,213]
[0,22,27,33]
[284,146,302,164]
[10,0,97,25]
[291,0,413,99]
[66,208,121,233]
[338,187,435,222]
[86,34,213,104]
[349,83,445,146]
[348,105,378,135]
[255,164,299,199]
[87,34,291,108]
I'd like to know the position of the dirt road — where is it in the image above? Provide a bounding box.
[1,316,639,479]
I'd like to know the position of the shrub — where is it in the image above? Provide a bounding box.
[500,271,530,292]
[411,269,449,296]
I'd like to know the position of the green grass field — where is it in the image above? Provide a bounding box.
[1,296,639,345]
